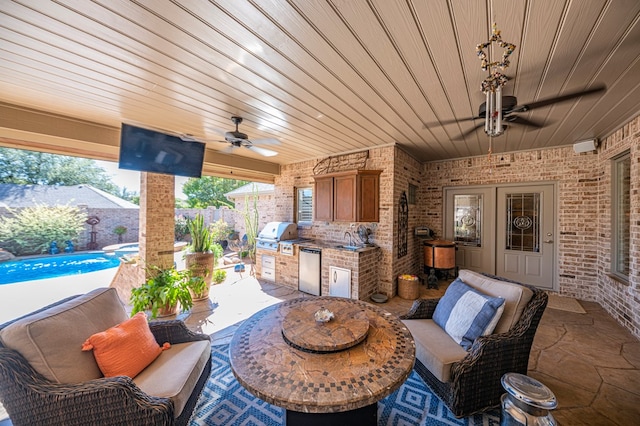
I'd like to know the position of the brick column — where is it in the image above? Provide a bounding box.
[139,172,175,275]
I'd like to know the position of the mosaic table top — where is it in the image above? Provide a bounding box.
[281,298,370,352]
[229,296,416,413]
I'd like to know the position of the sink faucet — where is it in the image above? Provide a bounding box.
[344,231,353,246]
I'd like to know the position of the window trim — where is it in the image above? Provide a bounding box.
[611,151,630,281]
[295,186,313,225]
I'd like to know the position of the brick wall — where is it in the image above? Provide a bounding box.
[596,115,639,339]
[139,172,175,271]
[421,115,640,339]
[273,146,400,299]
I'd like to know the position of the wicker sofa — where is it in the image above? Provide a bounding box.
[400,269,548,418]
[0,287,211,425]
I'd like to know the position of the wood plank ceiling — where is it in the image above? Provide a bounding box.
[1,0,639,178]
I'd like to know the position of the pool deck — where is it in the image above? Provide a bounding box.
[0,268,119,324]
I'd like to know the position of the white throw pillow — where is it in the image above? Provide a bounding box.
[433,278,505,350]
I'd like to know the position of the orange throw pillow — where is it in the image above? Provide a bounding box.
[82,312,170,378]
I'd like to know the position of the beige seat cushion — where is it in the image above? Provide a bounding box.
[402,318,468,382]
[458,270,533,334]
[0,287,128,383]
[134,340,211,418]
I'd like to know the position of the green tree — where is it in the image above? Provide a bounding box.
[0,147,120,195]
[182,176,248,208]
[0,204,86,255]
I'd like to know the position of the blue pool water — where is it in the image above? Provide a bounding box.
[0,252,122,285]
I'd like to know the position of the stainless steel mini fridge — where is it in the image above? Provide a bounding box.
[298,248,321,296]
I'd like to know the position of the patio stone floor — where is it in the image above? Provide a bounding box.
[1,267,639,425]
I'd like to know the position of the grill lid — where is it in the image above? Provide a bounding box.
[257,222,298,241]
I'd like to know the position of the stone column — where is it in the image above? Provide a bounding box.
[139,172,176,275]
[109,172,176,302]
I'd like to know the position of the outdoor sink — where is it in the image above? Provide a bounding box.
[334,245,361,251]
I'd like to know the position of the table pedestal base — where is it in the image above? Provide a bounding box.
[286,403,376,426]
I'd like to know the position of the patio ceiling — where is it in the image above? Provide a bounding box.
[1,1,639,180]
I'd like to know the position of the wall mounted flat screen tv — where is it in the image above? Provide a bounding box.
[118,123,205,178]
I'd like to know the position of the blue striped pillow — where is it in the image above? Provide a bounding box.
[433,278,505,350]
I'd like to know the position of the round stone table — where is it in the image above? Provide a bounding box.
[229,296,415,425]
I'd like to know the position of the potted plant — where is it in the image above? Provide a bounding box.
[185,214,217,300]
[130,265,193,319]
[113,225,127,243]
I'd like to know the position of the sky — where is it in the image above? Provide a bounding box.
[95,160,188,199]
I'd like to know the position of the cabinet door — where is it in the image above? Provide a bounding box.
[357,173,380,222]
[314,177,333,221]
[333,174,356,222]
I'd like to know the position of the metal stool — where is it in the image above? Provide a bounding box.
[500,373,557,426]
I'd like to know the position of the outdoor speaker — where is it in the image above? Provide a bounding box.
[573,139,598,153]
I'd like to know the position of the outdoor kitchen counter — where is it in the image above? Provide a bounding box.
[296,240,378,253]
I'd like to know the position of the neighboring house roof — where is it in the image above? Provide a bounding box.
[225,182,274,199]
[0,184,139,209]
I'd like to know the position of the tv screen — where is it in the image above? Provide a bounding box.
[118,123,205,178]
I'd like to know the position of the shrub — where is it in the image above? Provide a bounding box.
[175,214,190,241]
[0,204,86,255]
[212,269,227,284]
[209,219,232,243]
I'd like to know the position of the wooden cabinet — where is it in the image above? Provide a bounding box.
[314,175,334,221]
[314,170,381,222]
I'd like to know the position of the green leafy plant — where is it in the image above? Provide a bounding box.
[212,269,227,284]
[174,214,190,241]
[187,274,208,297]
[187,213,215,253]
[209,219,232,244]
[113,225,127,236]
[130,265,193,319]
[113,225,127,243]
[0,204,85,255]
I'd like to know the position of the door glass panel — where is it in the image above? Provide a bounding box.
[506,193,539,252]
[454,195,482,247]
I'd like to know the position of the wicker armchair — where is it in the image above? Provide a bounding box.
[400,273,548,418]
[0,291,211,426]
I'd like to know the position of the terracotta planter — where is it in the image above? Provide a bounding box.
[186,252,215,301]
[157,302,178,317]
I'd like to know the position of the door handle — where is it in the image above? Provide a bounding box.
[544,240,553,243]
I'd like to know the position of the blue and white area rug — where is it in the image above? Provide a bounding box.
[190,345,500,425]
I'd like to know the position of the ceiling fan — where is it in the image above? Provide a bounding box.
[185,116,280,157]
[428,85,606,140]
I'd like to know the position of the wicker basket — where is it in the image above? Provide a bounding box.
[398,276,419,300]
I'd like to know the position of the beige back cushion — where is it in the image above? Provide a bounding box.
[0,287,128,383]
[458,270,534,334]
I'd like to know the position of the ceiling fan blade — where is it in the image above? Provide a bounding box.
[453,123,485,140]
[249,137,281,146]
[507,116,544,128]
[424,115,481,128]
[511,85,606,113]
[220,144,239,154]
[246,145,278,157]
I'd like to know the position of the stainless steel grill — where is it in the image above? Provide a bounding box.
[256,222,298,252]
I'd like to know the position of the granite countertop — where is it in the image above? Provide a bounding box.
[296,240,379,253]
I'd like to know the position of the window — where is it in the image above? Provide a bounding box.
[612,153,631,280]
[296,187,313,224]
[408,183,417,204]
[454,194,482,247]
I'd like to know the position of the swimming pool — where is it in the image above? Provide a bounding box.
[0,252,122,285]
